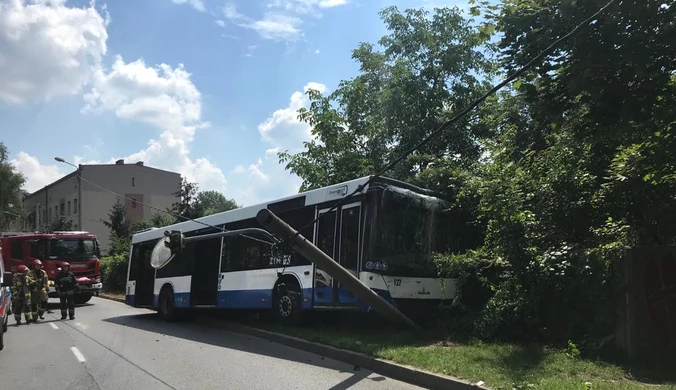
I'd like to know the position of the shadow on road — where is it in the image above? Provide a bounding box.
[102,313,390,390]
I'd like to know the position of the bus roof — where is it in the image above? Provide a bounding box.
[130,175,446,244]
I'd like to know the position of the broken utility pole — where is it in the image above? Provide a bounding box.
[256,208,423,333]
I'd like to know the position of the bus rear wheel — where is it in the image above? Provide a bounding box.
[273,281,302,326]
[158,286,177,321]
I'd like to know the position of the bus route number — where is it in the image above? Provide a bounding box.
[393,278,402,286]
[269,256,292,266]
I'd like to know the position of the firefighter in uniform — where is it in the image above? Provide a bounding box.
[11,265,34,324]
[55,263,78,320]
[30,259,50,320]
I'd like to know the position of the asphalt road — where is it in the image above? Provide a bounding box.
[0,297,423,390]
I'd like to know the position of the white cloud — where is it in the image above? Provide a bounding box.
[0,0,109,104]
[228,83,331,205]
[221,0,347,42]
[258,82,327,150]
[318,0,348,8]
[82,56,227,192]
[10,152,64,193]
[215,19,226,27]
[170,0,206,12]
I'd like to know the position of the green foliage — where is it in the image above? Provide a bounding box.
[170,179,239,221]
[100,254,128,292]
[0,143,26,231]
[131,212,175,233]
[279,5,496,193]
[195,190,240,216]
[171,178,201,220]
[102,202,131,238]
[43,216,74,232]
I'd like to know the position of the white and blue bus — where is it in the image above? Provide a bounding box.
[125,176,458,323]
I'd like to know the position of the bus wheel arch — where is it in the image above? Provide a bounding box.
[158,283,177,321]
[272,275,302,326]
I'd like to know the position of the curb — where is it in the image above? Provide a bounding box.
[197,317,487,390]
[96,293,126,303]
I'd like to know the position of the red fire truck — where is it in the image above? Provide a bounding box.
[0,231,103,304]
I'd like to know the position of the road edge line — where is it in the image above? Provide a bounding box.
[197,317,486,390]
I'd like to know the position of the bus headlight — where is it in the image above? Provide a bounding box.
[93,276,101,284]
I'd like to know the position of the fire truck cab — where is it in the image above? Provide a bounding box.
[0,231,103,304]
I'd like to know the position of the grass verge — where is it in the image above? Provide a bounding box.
[98,290,125,303]
[240,314,675,390]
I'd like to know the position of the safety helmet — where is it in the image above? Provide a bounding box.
[17,264,28,273]
[32,259,43,266]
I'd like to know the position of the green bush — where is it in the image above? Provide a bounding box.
[100,254,129,293]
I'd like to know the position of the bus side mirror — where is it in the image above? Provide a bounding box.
[1,272,13,287]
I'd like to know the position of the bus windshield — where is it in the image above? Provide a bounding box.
[368,187,454,277]
[49,238,98,260]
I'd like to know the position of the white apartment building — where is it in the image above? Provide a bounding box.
[23,160,181,252]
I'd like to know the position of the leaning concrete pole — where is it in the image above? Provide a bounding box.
[256,208,422,332]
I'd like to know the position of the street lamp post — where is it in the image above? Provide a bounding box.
[54,157,83,230]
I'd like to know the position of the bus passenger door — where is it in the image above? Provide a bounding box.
[336,203,361,305]
[313,208,337,304]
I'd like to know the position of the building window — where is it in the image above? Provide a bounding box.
[73,198,78,214]
[132,177,135,187]
[60,202,65,216]
[132,198,137,208]
[54,206,58,219]
[68,201,71,215]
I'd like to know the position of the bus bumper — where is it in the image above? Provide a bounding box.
[48,283,102,298]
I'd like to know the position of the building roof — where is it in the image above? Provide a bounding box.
[23,162,180,200]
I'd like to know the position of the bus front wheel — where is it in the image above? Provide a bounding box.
[158,286,177,321]
[273,281,302,326]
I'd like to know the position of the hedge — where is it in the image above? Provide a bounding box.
[100,254,128,293]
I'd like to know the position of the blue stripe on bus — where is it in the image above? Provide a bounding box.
[151,293,191,309]
[215,288,314,309]
[130,287,388,311]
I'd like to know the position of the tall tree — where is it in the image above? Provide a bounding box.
[195,190,240,216]
[0,143,26,231]
[279,5,496,194]
[102,202,131,238]
[132,212,176,232]
[43,216,74,233]
[171,178,201,221]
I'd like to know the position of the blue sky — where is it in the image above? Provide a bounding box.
[1,0,471,206]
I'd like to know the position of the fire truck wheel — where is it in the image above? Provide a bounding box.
[74,294,93,305]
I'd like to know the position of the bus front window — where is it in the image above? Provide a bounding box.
[369,188,453,278]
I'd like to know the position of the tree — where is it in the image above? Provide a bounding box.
[0,143,26,231]
[102,202,132,256]
[171,178,201,221]
[131,212,176,232]
[102,202,131,238]
[453,0,676,342]
[279,5,496,195]
[43,216,73,232]
[195,190,240,216]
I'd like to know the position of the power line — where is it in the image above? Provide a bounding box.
[76,175,274,246]
[283,0,618,243]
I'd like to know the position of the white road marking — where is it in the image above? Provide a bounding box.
[49,323,59,330]
[70,347,86,363]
